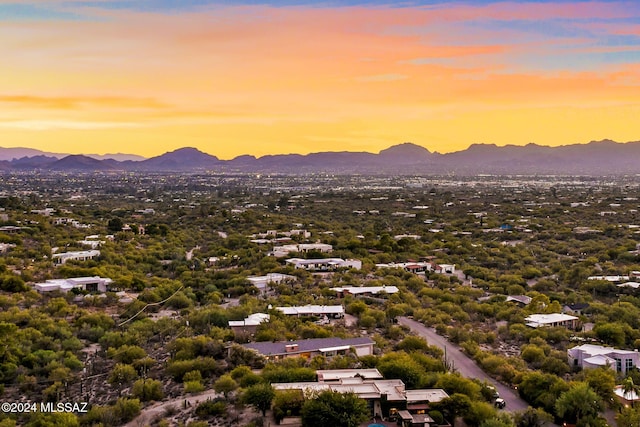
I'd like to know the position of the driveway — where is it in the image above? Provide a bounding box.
[397,317,530,413]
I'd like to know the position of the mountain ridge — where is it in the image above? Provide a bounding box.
[1,140,639,175]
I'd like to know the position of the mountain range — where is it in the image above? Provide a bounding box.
[1,140,639,175]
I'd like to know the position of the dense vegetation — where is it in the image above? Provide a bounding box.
[0,172,640,426]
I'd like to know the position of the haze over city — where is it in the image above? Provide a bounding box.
[1,0,640,159]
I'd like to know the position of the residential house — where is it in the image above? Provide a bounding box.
[271,369,449,423]
[246,273,296,295]
[432,263,456,274]
[568,344,639,374]
[524,313,579,329]
[33,276,112,293]
[242,337,374,360]
[618,282,640,290]
[275,305,345,319]
[331,286,399,297]
[506,295,532,306]
[562,303,590,316]
[285,258,362,271]
[52,250,100,265]
[316,369,383,382]
[228,313,270,335]
[376,261,431,273]
[271,243,332,257]
[587,275,629,283]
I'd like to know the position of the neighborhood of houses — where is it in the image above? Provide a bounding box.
[18,212,640,422]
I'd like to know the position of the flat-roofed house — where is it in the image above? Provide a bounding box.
[246,273,296,295]
[316,368,383,382]
[568,344,639,374]
[33,276,112,293]
[331,285,399,297]
[242,337,374,360]
[285,258,362,271]
[524,313,578,329]
[52,250,100,265]
[272,371,449,422]
[275,305,344,319]
[228,313,270,335]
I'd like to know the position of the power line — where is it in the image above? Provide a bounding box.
[117,286,184,327]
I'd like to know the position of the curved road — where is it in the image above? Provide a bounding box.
[398,317,530,413]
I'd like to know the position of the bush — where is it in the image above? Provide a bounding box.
[195,399,227,418]
[132,379,164,401]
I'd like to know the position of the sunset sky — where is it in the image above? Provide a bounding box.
[1,0,640,159]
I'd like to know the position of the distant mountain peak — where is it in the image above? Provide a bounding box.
[50,154,115,171]
[138,146,220,170]
[379,142,431,156]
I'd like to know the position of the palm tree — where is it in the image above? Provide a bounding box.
[622,377,640,407]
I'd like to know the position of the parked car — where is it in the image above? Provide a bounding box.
[495,398,506,409]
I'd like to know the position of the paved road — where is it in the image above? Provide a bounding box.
[398,317,530,413]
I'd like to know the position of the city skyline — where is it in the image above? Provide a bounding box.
[1,0,640,159]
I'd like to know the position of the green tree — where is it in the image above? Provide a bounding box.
[25,412,79,427]
[107,218,123,233]
[377,352,426,389]
[273,389,305,423]
[132,378,163,401]
[108,363,138,386]
[433,393,472,424]
[514,407,553,427]
[518,371,569,414]
[242,382,275,417]
[583,368,616,404]
[213,374,238,399]
[300,391,369,427]
[616,405,640,427]
[621,376,640,408]
[555,382,603,425]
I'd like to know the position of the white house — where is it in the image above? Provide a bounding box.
[375,262,432,273]
[229,313,270,335]
[275,305,344,318]
[285,258,361,271]
[33,276,112,293]
[247,273,296,294]
[568,344,639,374]
[524,313,578,329]
[271,243,332,258]
[331,286,399,297]
[433,263,456,274]
[52,250,100,265]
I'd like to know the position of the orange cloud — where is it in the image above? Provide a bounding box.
[1,2,639,158]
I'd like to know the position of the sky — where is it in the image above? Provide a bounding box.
[1,0,640,159]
